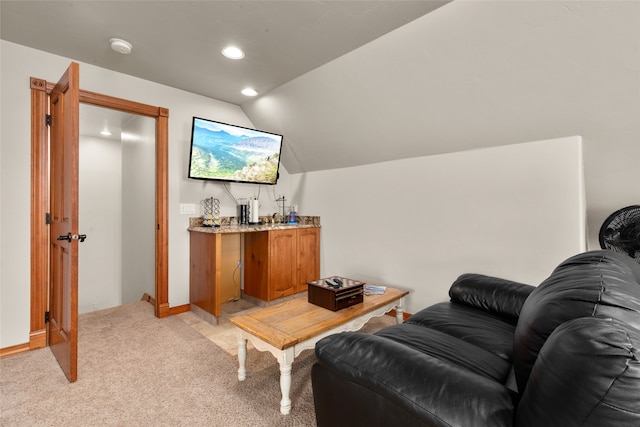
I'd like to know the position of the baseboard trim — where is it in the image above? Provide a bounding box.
[141,292,156,305]
[0,329,46,358]
[157,302,171,318]
[0,342,30,359]
[168,304,191,316]
[30,329,46,350]
[189,304,217,325]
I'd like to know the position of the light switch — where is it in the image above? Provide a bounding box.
[180,203,197,215]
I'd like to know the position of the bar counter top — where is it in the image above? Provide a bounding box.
[188,216,320,234]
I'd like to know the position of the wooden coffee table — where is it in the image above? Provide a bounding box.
[229,286,408,414]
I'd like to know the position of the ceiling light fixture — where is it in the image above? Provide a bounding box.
[100,129,112,136]
[241,88,258,97]
[222,46,245,59]
[110,38,133,55]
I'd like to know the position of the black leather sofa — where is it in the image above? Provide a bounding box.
[312,250,640,426]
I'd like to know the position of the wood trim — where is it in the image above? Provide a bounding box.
[29,329,47,350]
[157,303,171,318]
[72,90,171,319]
[30,75,173,356]
[0,328,46,358]
[31,77,47,91]
[0,342,30,359]
[30,79,49,346]
[155,112,169,317]
[80,90,164,117]
[168,304,191,316]
[44,82,164,118]
[141,292,156,305]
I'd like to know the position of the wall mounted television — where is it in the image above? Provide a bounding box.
[188,117,283,185]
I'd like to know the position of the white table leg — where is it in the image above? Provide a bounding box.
[237,337,247,381]
[278,348,295,415]
[395,297,406,324]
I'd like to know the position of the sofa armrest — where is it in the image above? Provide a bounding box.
[516,317,640,427]
[449,273,535,319]
[314,332,515,427]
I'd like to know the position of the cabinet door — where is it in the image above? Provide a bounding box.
[297,228,320,292]
[269,229,298,300]
[189,232,221,316]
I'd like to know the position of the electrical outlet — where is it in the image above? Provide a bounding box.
[180,203,196,215]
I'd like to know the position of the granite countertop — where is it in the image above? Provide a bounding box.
[188,216,320,234]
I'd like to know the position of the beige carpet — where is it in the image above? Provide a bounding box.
[0,300,394,426]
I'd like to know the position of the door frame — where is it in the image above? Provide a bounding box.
[29,77,171,350]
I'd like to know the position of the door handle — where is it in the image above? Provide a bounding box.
[56,233,87,242]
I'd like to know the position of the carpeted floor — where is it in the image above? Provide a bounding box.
[0,300,394,426]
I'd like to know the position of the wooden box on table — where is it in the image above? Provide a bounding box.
[307,277,364,311]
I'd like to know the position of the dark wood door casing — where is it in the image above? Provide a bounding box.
[28,69,170,354]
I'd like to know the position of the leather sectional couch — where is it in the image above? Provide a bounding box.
[311,250,640,426]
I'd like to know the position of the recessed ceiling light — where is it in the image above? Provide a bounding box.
[241,88,258,97]
[110,38,133,55]
[100,130,112,136]
[222,46,245,59]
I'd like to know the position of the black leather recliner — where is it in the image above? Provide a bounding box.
[311,250,640,426]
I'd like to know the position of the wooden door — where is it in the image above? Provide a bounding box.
[296,228,320,292]
[48,62,80,382]
[269,229,297,300]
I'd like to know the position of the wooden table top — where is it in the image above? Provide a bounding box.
[229,287,408,350]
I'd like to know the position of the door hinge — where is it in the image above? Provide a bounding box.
[46,114,51,126]
[45,311,50,323]
[45,212,51,225]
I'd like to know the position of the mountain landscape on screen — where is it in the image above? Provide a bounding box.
[189,118,282,184]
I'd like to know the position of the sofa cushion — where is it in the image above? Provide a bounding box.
[513,250,640,393]
[314,332,516,427]
[376,323,512,383]
[406,302,517,362]
[515,317,640,427]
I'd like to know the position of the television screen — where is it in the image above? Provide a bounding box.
[188,117,283,185]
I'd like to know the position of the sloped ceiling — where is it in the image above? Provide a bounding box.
[242,1,640,237]
[244,1,639,174]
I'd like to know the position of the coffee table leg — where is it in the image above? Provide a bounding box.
[396,297,406,324]
[278,349,295,415]
[237,337,247,381]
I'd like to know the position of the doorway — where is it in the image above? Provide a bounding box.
[29,75,170,353]
[79,104,156,313]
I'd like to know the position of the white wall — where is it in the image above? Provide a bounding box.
[121,115,156,305]
[0,40,293,348]
[78,135,122,313]
[292,136,586,313]
[78,112,158,313]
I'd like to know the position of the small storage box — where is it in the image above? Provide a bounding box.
[307,277,364,311]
